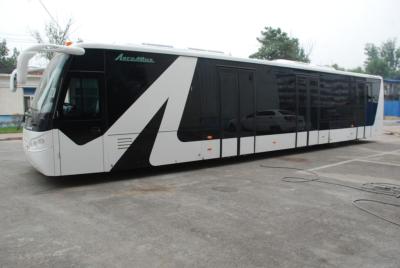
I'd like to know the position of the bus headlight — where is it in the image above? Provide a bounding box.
[27,136,48,151]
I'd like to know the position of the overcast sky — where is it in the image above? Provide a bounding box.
[1,0,399,68]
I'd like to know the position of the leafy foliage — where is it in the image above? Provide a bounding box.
[31,18,73,60]
[330,63,365,74]
[364,39,400,79]
[331,63,346,71]
[347,66,365,74]
[250,27,310,63]
[0,39,19,73]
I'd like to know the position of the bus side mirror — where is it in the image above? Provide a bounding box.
[9,69,18,92]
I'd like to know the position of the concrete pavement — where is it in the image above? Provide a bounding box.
[1,131,400,267]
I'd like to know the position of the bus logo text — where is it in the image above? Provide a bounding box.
[115,53,155,63]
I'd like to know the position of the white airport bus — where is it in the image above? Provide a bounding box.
[11,43,383,176]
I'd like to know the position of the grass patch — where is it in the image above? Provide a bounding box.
[0,127,23,134]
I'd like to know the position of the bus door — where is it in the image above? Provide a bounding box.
[296,76,319,147]
[355,81,367,139]
[219,67,255,157]
[365,82,373,137]
[55,73,106,175]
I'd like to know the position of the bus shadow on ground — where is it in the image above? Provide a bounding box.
[38,140,374,190]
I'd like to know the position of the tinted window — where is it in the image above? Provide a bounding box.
[319,75,333,130]
[239,70,255,137]
[106,50,177,125]
[354,81,366,126]
[335,76,353,128]
[220,68,239,138]
[247,113,255,118]
[256,67,297,135]
[296,77,308,131]
[177,66,202,141]
[178,60,255,141]
[31,54,68,113]
[62,78,100,119]
[320,74,353,129]
[178,59,221,141]
[258,111,275,116]
[279,110,291,115]
[179,60,377,140]
[309,78,319,130]
[200,60,220,139]
[69,49,104,72]
[55,73,105,145]
[366,79,380,126]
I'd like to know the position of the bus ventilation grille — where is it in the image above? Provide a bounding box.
[117,137,134,150]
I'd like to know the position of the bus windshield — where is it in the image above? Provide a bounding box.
[31,54,68,113]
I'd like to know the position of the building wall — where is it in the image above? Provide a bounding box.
[0,74,41,127]
[384,101,400,116]
[0,87,24,115]
[384,80,400,117]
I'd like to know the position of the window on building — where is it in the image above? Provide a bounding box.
[23,96,34,113]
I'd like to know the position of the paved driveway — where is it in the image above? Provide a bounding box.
[1,133,400,267]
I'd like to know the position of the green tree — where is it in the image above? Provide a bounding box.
[331,63,345,71]
[31,18,75,60]
[347,66,365,74]
[250,27,310,63]
[331,63,365,74]
[0,39,19,73]
[364,39,400,78]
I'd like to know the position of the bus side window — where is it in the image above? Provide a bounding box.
[62,78,100,119]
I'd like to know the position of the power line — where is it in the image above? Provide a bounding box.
[37,0,61,30]
[0,32,33,38]
[2,37,37,44]
[1,36,36,41]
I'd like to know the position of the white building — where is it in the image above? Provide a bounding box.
[0,73,41,127]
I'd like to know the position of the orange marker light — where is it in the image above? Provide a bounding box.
[207,135,213,140]
[65,41,73,46]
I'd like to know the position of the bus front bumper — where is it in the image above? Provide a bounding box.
[23,128,56,176]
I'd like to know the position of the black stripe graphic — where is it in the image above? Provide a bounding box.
[111,101,168,171]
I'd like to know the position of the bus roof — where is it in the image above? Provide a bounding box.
[77,43,382,80]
